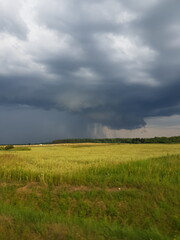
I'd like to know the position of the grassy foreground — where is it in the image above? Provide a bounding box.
[0,144,179,239]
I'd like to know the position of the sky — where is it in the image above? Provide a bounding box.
[0,0,180,144]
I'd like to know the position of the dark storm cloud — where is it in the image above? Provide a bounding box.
[0,106,96,144]
[136,0,180,50]
[0,0,180,142]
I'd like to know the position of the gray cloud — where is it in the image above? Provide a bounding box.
[0,0,180,143]
[0,106,97,144]
[0,0,27,39]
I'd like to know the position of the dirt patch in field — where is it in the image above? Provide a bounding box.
[0,182,21,188]
[45,223,69,240]
[66,185,92,192]
[12,182,136,195]
[0,216,13,224]
[0,216,14,233]
[53,184,133,193]
[17,182,47,195]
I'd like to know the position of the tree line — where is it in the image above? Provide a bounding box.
[52,136,180,144]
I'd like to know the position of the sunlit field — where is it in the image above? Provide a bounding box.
[0,143,180,184]
[0,144,179,239]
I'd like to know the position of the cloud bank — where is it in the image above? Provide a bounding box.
[0,0,180,143]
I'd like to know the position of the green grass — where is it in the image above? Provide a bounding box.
[0,144,179,239]
[0,146,31,151]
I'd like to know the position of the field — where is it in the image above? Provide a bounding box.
[0,144,179,239]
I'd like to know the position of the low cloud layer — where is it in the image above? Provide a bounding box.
[0,0,180,143]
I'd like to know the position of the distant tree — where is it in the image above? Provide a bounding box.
[4,145,14,150]
[51,136,180,144]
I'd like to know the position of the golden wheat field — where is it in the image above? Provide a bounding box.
[0,143,180,240]
[0,143,180,173]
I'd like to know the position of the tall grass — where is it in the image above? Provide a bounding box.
[0,144,180,184]
[0,144,179,239]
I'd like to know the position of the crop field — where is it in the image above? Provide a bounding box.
[0,144,179,240]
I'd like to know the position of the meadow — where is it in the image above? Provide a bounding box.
[0,143,179,239]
